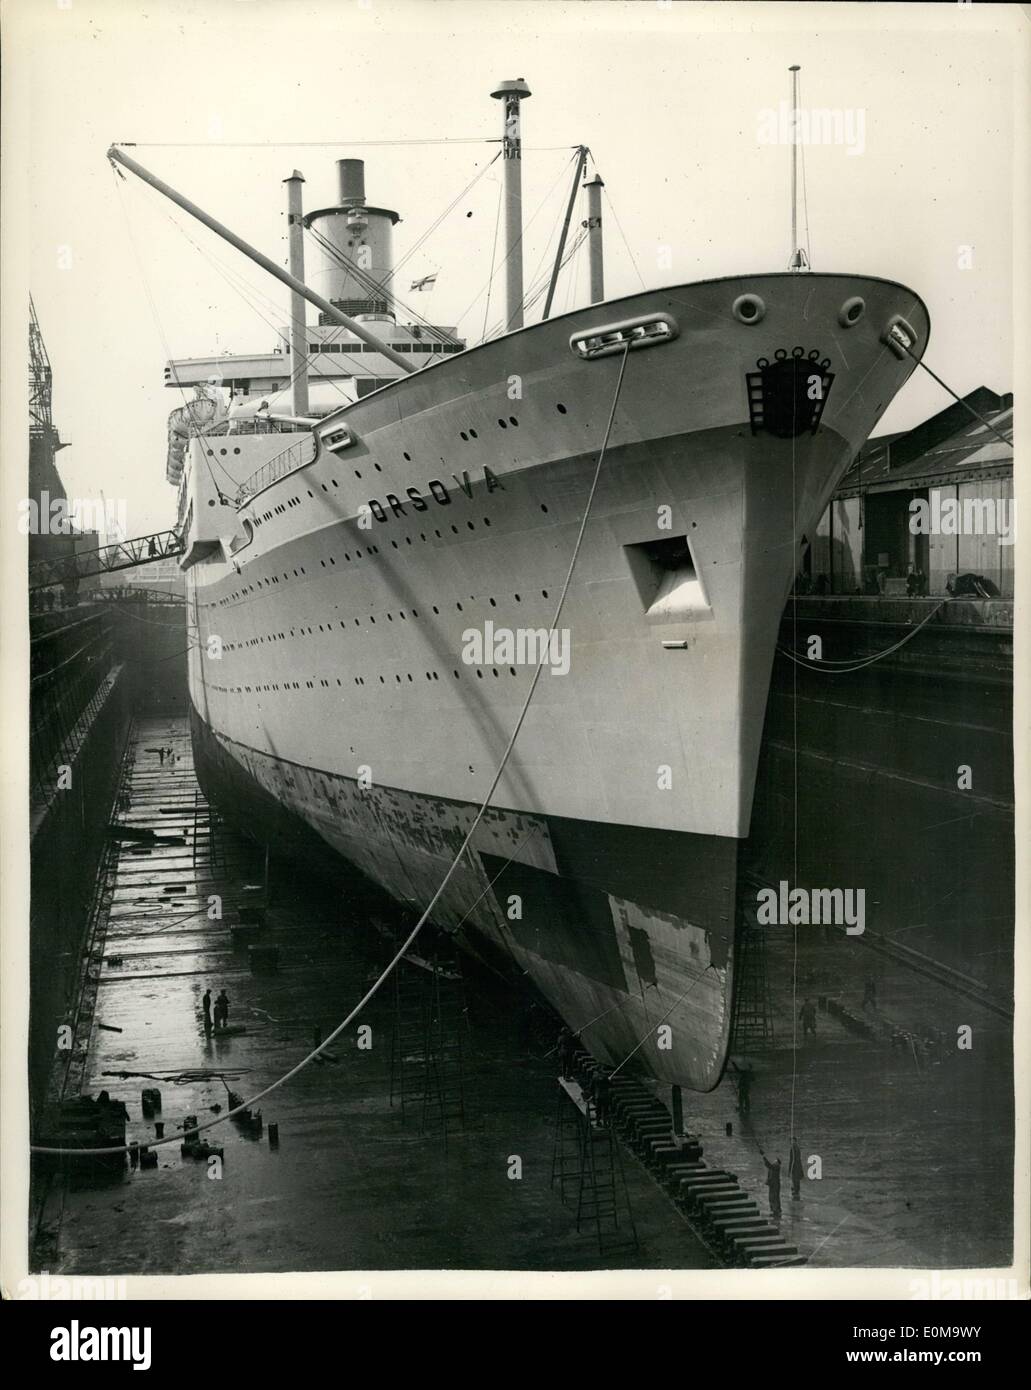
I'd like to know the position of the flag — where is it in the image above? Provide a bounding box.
[410,273,438,292]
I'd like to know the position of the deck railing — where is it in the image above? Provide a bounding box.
[235,434,317,507]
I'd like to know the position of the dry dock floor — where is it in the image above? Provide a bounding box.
[36,716,711,1275]
[36,715,1012,1277]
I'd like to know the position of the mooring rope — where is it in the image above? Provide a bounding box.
[32,343,632,1157]
[776,599,949,674]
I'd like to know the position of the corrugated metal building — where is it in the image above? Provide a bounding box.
[808,387,1014,598]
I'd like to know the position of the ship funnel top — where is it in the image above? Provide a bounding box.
[338,159,366,206]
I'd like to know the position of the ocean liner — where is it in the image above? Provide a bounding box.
[113,79,929,1090]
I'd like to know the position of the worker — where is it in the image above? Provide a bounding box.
[799,998,818,1040]
[760,1149,782,1220]
[789,1137,804,1200]
[214,989,230,1029]
[557,1026,576,1081]
[158,747,165,766]
[591,1068,613,1128]
[735,1063,752,1116]
[202,989,212,1031]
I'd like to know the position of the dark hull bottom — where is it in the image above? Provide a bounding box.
[190,706,739,1090]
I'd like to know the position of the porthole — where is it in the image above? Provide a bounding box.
[403,451,411,461]
[556,403,567,414]
[541,504,549,513]
[498,418,508,429]
[469,428,478,439]
[460,431,468,441]
[509,416,518,427]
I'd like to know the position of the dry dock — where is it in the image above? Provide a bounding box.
[33,710,1012,1275]
[34,716,714,1274]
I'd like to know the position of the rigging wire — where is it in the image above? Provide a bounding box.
[599,179,646,290]
[379,151,502,293]
[118,138,501,148]
[31,342,633,1159]
[894,342,1014,450]
[797,70,813,266]
[609,965,715,1078]
[480,175,503,343]
[453,148,580,339]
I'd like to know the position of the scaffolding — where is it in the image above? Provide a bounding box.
[390,943,469,1144]
[730,906,775,1051]
[550,1083,639,1260]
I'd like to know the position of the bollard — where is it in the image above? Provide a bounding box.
[268,1122,279,1149]
[154,1121,164,1138]
[726,1122,733,1136]
[139,1147,158,1170]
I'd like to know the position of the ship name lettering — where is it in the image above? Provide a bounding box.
[365,468,504,524]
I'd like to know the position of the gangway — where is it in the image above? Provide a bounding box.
[28,531,183,592]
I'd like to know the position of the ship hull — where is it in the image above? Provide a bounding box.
[191,705,738,1088]
[182,273,929,1088]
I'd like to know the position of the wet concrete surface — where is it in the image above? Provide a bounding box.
[37,715,1012,1275]
[38,717,712,1274]
[679,928,1013,1268]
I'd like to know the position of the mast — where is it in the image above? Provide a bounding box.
[542,145,588,321]
[584,173,605,304]
[106,146,415,374]
[490,78,532,332]
[283,171,310,416]
[788,64,809,271]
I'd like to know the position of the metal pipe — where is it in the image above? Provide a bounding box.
[542,146,588,322]
[106,146,414,374]
[490,79,531,332]
[283,171,310,416]
[584,174,605,304]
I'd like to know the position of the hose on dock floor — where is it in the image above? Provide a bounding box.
[32,343,633,1158]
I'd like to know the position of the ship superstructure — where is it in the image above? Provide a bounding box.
[118,82,929,1091]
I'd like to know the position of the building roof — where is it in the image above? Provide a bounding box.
[837,387,1013,497]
